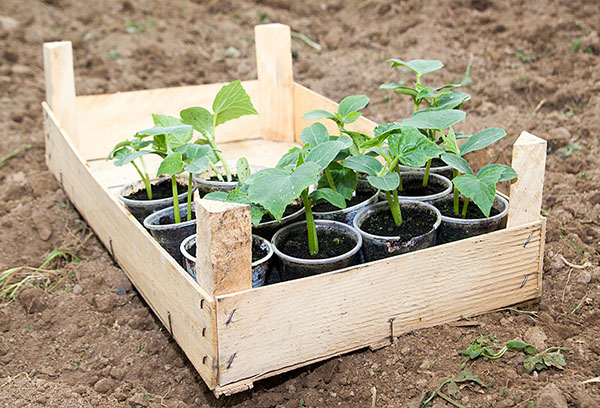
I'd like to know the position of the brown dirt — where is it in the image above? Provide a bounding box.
[1,0,599,407]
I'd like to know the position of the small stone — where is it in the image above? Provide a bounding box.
[129,392,148,407]
[552,127,571,140]
[73,284,83,295]
[500,318,511,327]
[416,379,428,388]
[539,311,554,325]
[93,378,114,394]
[419,360,431,370]
[94,294,115,312]
[524,327,548,351]
[577,270,592,284]
[286,384,296,393]
[19,287,47,313]
[536,383,567,408]
[11,65,30,75]
[330,392,337,398]
[0,15,19,31]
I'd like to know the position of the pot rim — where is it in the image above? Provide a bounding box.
[143,203,196,231]
[397,162,452,171]
[118,175,193,207]
[180,234,273,267]
[192,163,265,188]
[257,203,306,228]
[353,200,442,241]
[271,220,363,265]
[312,188,380,216]
[390,171,453,202]
[435,194,509,224]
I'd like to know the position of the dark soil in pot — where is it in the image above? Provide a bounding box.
[313,185,379,225]
[379,172,452,203]
[143,203,196,264]
[434,197,501,219]
[360,207,437,238]
[126,181,186,201]
[278,228,356,260]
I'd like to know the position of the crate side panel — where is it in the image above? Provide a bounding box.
[293,83,376,142]
[216,221,542,385]
[43,103,219,388]
[76,80,260,161]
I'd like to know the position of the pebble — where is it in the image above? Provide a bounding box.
[524,326,548,351]
[0,15,18,31]
[73,284,83,295]
[419,359,431,370]
[577,270,592,284]
[536,383,567,408]
[93,378,114,394]
[416,379,428,388]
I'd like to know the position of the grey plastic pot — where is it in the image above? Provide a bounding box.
[252,202,306,240]
[193,163,264,196]
[432,194,509,244]
[397,160,453,179]
[313,184,379,225]
[180,234,272,287]
[353,201,442,262]
[271,220,362,282]
[378,172,452,203]
[143,203,196,264]
[118,175,194,223]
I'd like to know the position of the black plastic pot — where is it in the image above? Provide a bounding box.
[353,201,442,262]
[432,194,509,244]
[252,202,306,240]
[271,220,362,281]
[143,203,196,264]
[118,176,193,223]
[180,234,273,287]
[313,184,379,225]
[378,172,452,203]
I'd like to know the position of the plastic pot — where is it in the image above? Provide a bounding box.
[378,172,452,203]
[313,184,379,225]
[252,202,306,240]
[432,194,509,244]
[180,234,273,287]
[118,175,194,223]
[193,163,264,196]
[143,203,196,264]
[397,158,453,179]
[271,220,362,281]
[353,201,442,262]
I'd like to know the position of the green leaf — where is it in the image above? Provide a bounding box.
[444,127,460,155]
[317,165,357,201]
[184,155,211,174]
[303,109,337,121]
[436,91,471,109]
[204,191,228,201]
[401,109,466,131]
[344,111,362,124]
[360,122,403,149]
[441,153,473,175]
[453,171,501,217]
[180,107,214,139]
[478,164,518,182]
[304,140,346,171]
[543,352,566,370]
[343,155,383,176]
[157,152,184,176]
[380,81,405,89]
[367,172,399,191]
[459,128,507,155]
[507,340,537,355]
[300,122,329,147]
[205,190,266,226]
[212,80,258,127]
[309,188,347,209]
[112,148,151,166]
[388,59,444,76]
[276,146,309,171]
[176,143,211,161]
[388,127,444,168]
[338,95,370,118]
[236,157,251,186]
[152,113,183,127]
[248,162,321,221]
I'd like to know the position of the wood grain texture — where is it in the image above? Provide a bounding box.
[43,103,219,389]
[507,131,547,227]
[43,42,79,147]
[215,221,543,386]
[293,83,377,143]
[254,24,294,142]
[75,80,260,161]
[195,197,252,297]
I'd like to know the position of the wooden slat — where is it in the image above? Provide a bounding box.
[195,198,253,297]
[43,103,219,389]
[255,24,294,142]
[43,41,79,147]
[75,80,260,161]
[293,82,377,143]
[507,131,547,227]
[215,221,543,386]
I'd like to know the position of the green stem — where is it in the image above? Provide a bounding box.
[385,191,402,226]
[208,135,232,182]
[398,171,403,192]
[209,161,224,182]
[300,189,318,255]
[324,168,337,192]
[453,169,460,216]
[423,158,432,187]
[186,173,193,222]
[461,198,470,219]
[171,176,181,224]
[132,161,152,200]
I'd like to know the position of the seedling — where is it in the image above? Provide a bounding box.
[458,333,507,368]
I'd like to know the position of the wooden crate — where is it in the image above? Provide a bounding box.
[42,24,547,396]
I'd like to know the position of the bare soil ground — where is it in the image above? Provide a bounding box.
[1,0,600,406]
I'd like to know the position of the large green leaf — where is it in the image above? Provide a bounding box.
[440,153,473,175]
[478,164,517,182]
[309,188,347,209]
[184,156,211,174]
[453,166,505,217]
[343,155,383,176]
[367,172,399,191]
[388,127,444,168]
[157,152,184,176]
[300,122,329,147]
[175,143,212,162]
[303,109,337,121]
[360,122,403,149]
[388,59,444,76]
[180,107,214,139]
[304,140,346,171]
[459,128,507,156]
[212,80,258,127]
[152,113,183,127]
[401,109,466,131]
[317,165,356,201]
[338,95,370,118]
[248,162,321,221]
[204,190,266,226]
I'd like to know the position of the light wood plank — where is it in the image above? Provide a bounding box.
[255,24,294,142]
[293,83,377,143]
[75,80,260,161]
[507,131,547,227]
[215,221,543,385]
[195,197,252,297]
[43,103,219,389]
[43,42,79,147]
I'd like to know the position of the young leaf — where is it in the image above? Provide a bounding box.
[360,122,403,149]
[388,127,444,168]
[542,352,566,370]
[303,109,337,121]
[441,153,473,175]
[367,172,400,191]
[204,190,267,226]
[309,188,347,209]
[180,107,214,139]
[380,81,406,89]
[136,125,193,140]
[112,148,150,167]
[338,95,370,118]
[304,140,346,171]
[453,166,505,217]
[152,113,183,127]
[436,91,471,109]
[300,122,329,147]
[176,143,212,162]
[344,111,362,124]
[157,152,184,176]
[507,340,537,355]
[459,128,507,156]
[212,80,258,127]
[236,157,251,185]
[401,109,466,131]
[276,145,309,171]
[317,165,357,201]
[478,164,518,182]
[388,59,444,76]
[184,155,211,174]
[343,155,383,176]
[444,127,460,155]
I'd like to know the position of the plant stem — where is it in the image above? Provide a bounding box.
[453,169,460,216]
[324,168,337,192]
[186,173,193,222]
[398,171,403,192]
[423,158,432,187]
[171,176,181,224]
[385,191,402,226]
[300,189,318,255]
[208,134,232,182]
[461,198,470,219]
[132,161,152,200]
[209,161,224,182]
